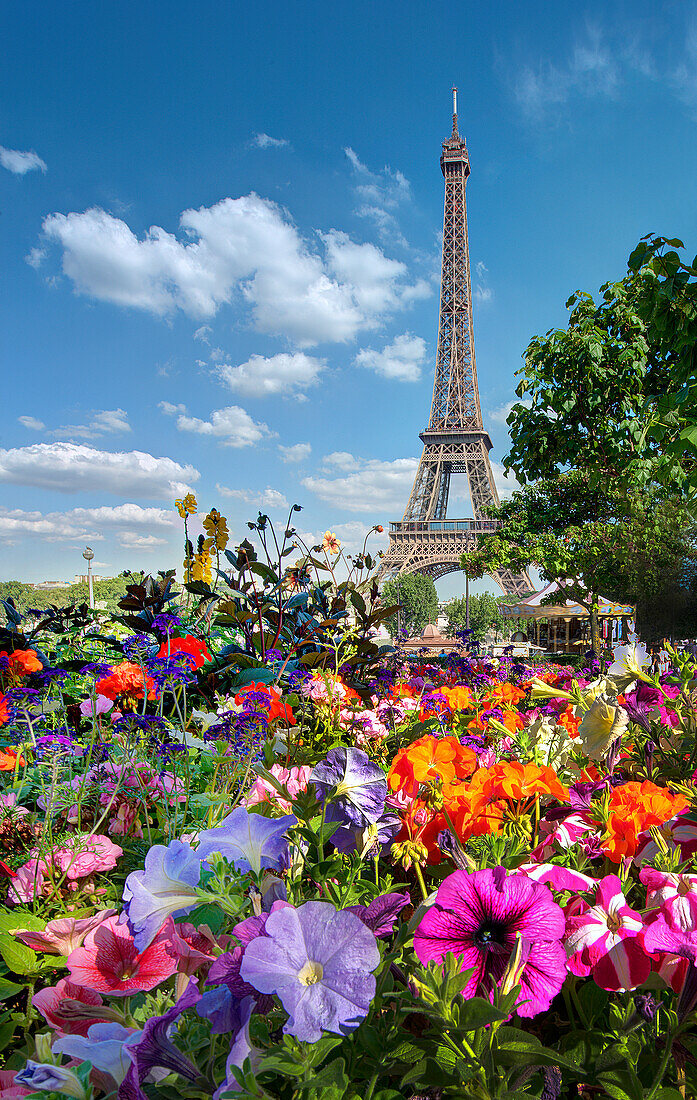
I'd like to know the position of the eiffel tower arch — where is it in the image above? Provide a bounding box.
[378,91,533,600]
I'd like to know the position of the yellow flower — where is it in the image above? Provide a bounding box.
[175,493,198,519]
[528,677,572,702]
[203,508,229,552]
[576,694,629,759]
[322,531,341,555]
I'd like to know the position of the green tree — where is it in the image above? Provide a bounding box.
[461,474,694,653]
[381,573,438,639]
[0,576,130,621]
[445,592,505,641]
[505,236,697,494]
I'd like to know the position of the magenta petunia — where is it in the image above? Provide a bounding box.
[565,875,650,992]
[413,867,567,1017]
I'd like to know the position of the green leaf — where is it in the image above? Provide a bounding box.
[0,936,38,975]
[457,997,508,1030]
[0,977,24,1000]
[0,912,44,935]
[0,1019,16,1051]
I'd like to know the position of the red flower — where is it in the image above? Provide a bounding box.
[0,649,42,677]
[32,978,108,1036]
[234,682,296,725]
[0,694,11,727]
[95,661,156,702]
[66,915,178,996]
[157,635,212,670]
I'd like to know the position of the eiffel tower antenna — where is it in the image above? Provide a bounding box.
[378,95,532,598]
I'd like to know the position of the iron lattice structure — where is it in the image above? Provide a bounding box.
[378,92,532,598]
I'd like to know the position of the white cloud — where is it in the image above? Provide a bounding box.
[344,147,410,244]
[159,401,187,415]
[117,532,168,549]
[46,409,132,440]
[18,416,45,431]
[39,194,428,346]
[488,398,531,425]
[217,352,325,398]
[26,246,47,269]
[322,451,356,471]
[491,461,520,500]
[473,261,492,305]
[176,405,271,448]
[215,484,289,510]
[303,454,419,513]
[0,502,175,546]
[0,146,47,175]
[354,332,426,382]
[513,25,619,121]
[295,520,388,559]
[278,442,311,463]
[0,442,198,498]
[253,132,290,149]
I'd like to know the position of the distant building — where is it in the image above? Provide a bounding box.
[31,580,69,590]
[402,621,459,654]
[74,574,113,585]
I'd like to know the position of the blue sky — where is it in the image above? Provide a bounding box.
[2,0,697,598]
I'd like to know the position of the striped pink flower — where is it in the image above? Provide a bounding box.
[565,875,650,991]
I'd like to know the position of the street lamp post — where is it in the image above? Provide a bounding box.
[83,546,94,609]
[465,570,470,632]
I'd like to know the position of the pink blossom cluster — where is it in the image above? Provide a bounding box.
[245,764,313,813]
[8,834,122,904]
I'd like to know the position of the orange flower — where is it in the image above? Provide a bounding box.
[603,780,689,862]
[234,682,295,726]
[441,685,475,711]
[96,661,156,702]
[0,746,24,770]
[388,735,476,798]
[486,761,569,804]
[0,694,10,727]
[486,682,526,707]
[0,648,42,680]
[557,706,580,739]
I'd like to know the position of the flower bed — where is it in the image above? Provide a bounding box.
[1,556,696,1098]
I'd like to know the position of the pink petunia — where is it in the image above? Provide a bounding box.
[167,922,218,976]
[13,910,117,955]
[66,915,178,996]
[51,834,123,880]
[7,859,45,904]
[641,867,697,933]
[413,867,568,1018]
[32,978,108,1037]
[565,875,650,991]
[517,863,597,894]
[245,764,313,814]
[0,1069,31,1099]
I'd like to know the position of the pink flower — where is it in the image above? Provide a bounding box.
[7,859,45,904]
[0,1069,31,1099]
[529,813,597,862]
[245,764,313,814]
[565,875,650,991]
[67,915,178,996]
[167,923,218,976]
[108,801,143,838]
[517,863,597,894]
[51,834,123,880]
[13,910,117,955]
[635,813,697,864]
[79,694,114,718]
[413,867,567,1017]
[0,791,29,816]
[641,867,697,933]
[32,978,108,1036]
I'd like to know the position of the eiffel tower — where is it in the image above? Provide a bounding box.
[378,91,532,599]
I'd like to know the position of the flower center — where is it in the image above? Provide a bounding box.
[298,959,324,986]
[473,920,505,949]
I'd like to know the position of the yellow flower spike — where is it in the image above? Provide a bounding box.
[203,508,229,551]
[528,677,572,702]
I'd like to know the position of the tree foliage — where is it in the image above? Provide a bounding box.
[0,577,130,620]
[461,473,697,650]
[381,572,439,639]
[444,592,505,641]
[505,235,697,495]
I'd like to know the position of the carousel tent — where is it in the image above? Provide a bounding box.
[501,582,635,654]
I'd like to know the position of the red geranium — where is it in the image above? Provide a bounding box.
[157,635,212,670]
[95,661,156,702]
[234,682,296,725]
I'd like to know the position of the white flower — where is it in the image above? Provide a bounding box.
[608,641,650,682]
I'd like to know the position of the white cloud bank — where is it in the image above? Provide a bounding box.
[217,352,324,398]
[216,484,289,510]
[1,146,47,175]
[278,442,311,463]
[354,333,427,382]
[0,502,175,548]
[175,405,271,448]
[253,132,290,149]
[0,442,199,499]
[302,454,419,514]
[39,194,429,346]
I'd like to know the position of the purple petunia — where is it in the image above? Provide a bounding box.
[240,901,380,1042]
[413,866,567,1018]
[311,747,387,827]
[195,806,297,875]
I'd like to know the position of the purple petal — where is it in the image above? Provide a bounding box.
[346,891,411,938]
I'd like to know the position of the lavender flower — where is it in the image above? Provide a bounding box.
[240,901,379,1042]
[122,840,203,950]
[53,1023,142,1085]
[213,997,257,1099]
[311,747,387,827]
[14,1063,88,1100]
[120,978,202,1100]
[195,807,297,875]
[345,891,411,937]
